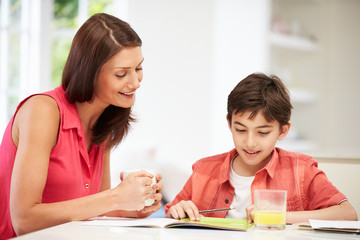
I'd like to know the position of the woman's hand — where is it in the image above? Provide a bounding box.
[165,200,200,221]
[114,170,155,211]
[111,173,163,218]
[128,173,164,218]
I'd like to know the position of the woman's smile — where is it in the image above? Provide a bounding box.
[119,91,135,96]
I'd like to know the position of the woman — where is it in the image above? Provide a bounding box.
[0,13,163,239]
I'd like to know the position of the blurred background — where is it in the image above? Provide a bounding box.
[1,0,360,214]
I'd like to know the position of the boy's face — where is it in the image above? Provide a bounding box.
[228,111,290,175]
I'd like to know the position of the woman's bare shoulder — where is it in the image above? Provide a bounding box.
[17,94,59,119]
[12,95,60,147]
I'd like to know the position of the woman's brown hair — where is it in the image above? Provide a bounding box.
[62,13,142,148]
[227,73,293,127]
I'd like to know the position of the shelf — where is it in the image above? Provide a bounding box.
[268,32,318,52]
[289,88,317,104]
[276,139,317,153]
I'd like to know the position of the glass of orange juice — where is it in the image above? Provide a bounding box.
[254,189,287,230]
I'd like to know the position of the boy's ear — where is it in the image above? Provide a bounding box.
[278,121,291,140]
[226,114,231,130]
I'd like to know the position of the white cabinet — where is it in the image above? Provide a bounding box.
[269,0,324,153]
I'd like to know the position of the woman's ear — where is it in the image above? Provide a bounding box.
[278,121,291,140]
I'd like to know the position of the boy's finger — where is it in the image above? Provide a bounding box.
[168,208,179,219]
[186,210,196,221]
[175,206,186,219]
[188,201,200,221]
[245,205,254,223]
[182,204,198,221]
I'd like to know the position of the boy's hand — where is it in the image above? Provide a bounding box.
[245,204,255,223]
[166,200,200,221]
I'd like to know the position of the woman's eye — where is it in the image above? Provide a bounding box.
[259,132,270,135]
[136,67,143,71]
[116,73,126,78]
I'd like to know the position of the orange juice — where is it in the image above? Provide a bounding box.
[254,211,286,229]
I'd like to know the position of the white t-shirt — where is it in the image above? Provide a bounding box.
[225,158,254,219]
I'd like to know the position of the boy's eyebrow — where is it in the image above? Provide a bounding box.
[257,125,274,129]
[234,121,273,129]
[234,122,246,127]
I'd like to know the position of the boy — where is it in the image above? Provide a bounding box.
[165,73,358,223]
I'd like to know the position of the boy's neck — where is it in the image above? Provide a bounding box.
[232,154,272,177]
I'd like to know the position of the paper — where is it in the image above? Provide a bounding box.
[84,217,176,228]
[309,219,360,230]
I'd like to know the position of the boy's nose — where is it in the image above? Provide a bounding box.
[246,134,257,149]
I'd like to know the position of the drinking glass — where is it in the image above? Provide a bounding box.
[254,189,287,230]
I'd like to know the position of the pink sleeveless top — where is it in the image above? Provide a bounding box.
[0,86,105,239]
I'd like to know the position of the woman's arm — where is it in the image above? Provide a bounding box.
[100,147,111,192]
[10,96,155,235]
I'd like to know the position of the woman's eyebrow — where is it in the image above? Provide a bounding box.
[113,58,144,69]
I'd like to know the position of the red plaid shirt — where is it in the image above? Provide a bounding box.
[165,148,346,217]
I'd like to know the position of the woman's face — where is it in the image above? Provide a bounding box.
[94,46,144,109]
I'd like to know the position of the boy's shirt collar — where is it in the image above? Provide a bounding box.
[222,148,279,181]
[261,148,279,179]
[219,149,239,184]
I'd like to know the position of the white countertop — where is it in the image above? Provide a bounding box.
[13,220,359,240]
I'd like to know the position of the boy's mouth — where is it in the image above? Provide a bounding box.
[243,149,260,156]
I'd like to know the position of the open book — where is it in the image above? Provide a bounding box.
[298,219,360,234]
[83,216,253,231]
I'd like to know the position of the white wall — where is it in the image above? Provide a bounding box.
[322,0,360,155]
[110,1,360,204]
[210,0,269,155]
[110,0,269,201]
[1,0,358,210]
[317,156,360,217]
[110,0,215,198]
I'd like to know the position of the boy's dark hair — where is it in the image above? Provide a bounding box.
[227,73,293,127]
[62,13,142,149]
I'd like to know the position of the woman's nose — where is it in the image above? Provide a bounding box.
[127,72,141,89]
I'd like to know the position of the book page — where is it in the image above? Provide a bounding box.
[82,216,253,231]
[167,217,252,231]
[83,217,177,228]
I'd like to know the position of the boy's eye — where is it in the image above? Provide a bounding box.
[259,131,270,135]
[136,66,143,71]
[236,129,246,133]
